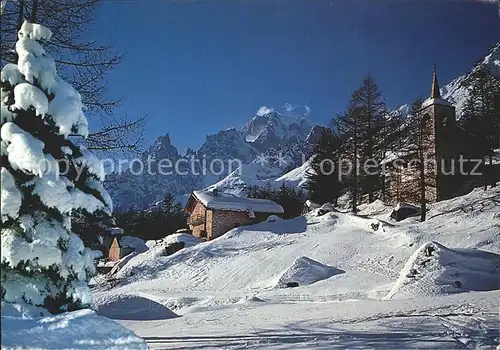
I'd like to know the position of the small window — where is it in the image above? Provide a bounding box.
[421,113,431,127]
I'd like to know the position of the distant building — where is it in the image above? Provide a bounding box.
[96,221,124,257]
[184,188,284,240]
[108,238,134,262]
[108,236,148,262]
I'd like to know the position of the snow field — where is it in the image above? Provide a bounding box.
[92,187,500,348]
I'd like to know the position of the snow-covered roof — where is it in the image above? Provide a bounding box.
[422,97,453,108]
[118,236,148,253]
[97,222,124,235]
[191,190,284,214]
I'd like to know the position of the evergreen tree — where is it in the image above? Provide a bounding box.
[115,191,187,241]
[460,66,500,188]
[355,74,389,202]
[305,128,342,205]
[1,21,111,313]
[161,192,175,214]
[334,91,362,213]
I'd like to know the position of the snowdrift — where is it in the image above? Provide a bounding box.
[1,305,147,349]
[236,295,266,304]
[119,236,148,253]
[385,241,500,299]
[306,208,392,234]
[110,233,202,277]
[162,232,202,248]
[276,256,344,288]
[357,199,392,217]
[93,294,179,320]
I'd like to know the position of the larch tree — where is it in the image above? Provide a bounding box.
[334,74,389,211]
[1,21,112,313]
[377,108,405,202]
[409,98,428,221]
[355,74,389,203]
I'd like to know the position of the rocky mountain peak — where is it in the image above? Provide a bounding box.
[145,133,179,160]
[241,106,314,152]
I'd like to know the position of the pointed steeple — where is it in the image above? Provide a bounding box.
[431,64,441,99]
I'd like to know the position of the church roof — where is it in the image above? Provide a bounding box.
[423,65,453,108]
[431,64,441,99]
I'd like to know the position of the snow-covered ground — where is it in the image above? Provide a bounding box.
[93,187,500,349]
[1,303,147,349]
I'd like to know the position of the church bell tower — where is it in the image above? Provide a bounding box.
[420,65,457,201]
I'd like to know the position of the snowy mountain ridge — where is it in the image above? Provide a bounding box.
[242,106,314,152]
[107,42,500,212]
[441,42,500,117]
[107,106,320,211]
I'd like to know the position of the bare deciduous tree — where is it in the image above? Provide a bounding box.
[1,0,145,156]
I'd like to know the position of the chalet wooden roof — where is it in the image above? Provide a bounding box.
[185,189,284,214]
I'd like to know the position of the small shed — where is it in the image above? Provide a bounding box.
[98,222,124,257]
[108,236,147,262]
[185,188,284,240]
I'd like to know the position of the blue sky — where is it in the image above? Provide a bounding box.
[90,1,499,153]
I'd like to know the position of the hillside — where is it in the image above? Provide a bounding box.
[93,186,500,348]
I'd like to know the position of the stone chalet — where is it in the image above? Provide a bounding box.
[185,189,284,240]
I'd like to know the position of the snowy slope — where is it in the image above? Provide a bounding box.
[274,158,311,189]
[205,158,309,196]
[94,187,500,348]
[441,42,500,117]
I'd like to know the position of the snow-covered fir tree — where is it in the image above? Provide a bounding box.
[0,21,112,313]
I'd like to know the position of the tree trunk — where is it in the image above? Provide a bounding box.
[419,151,426,222]
[17,0,25,30]
[490,153,497,188]
[419,118,426,222]
[30,0,38,23]
[352,115,358,214]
